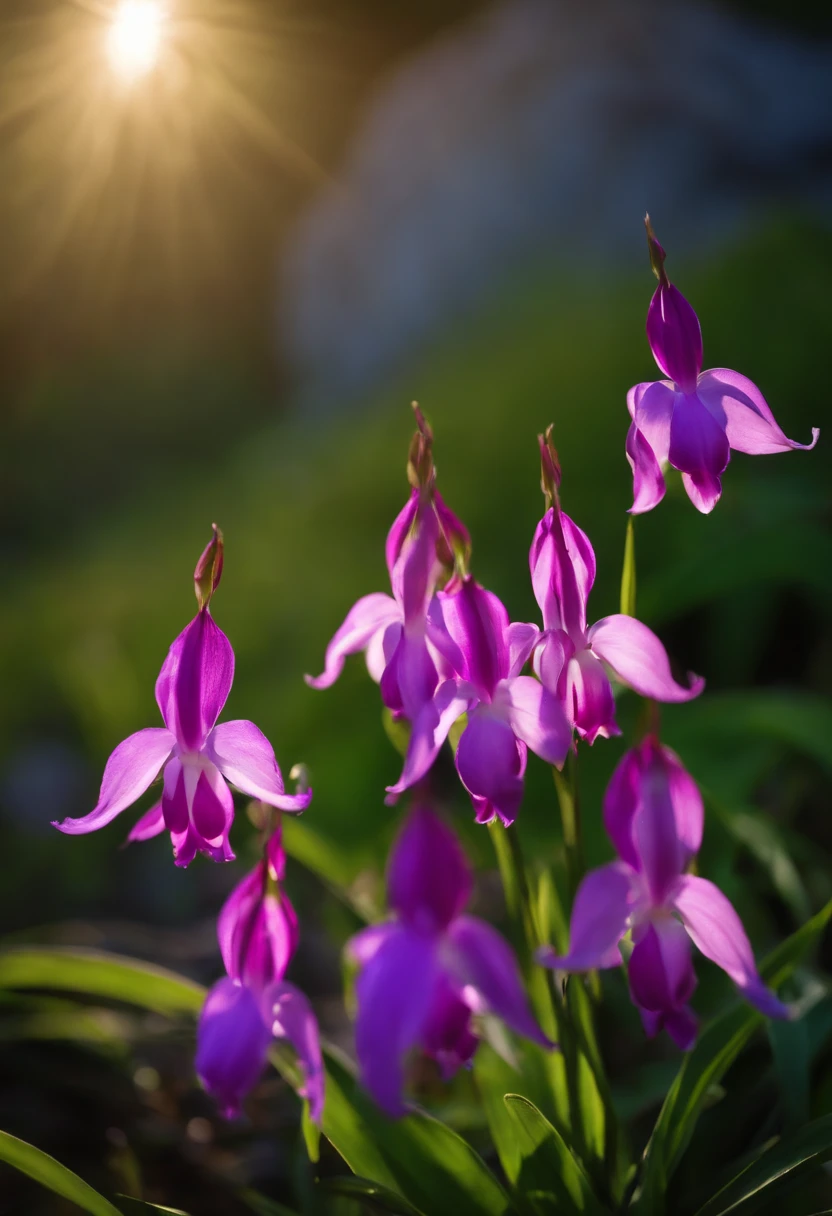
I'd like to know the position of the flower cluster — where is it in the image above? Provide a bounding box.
[52,216,816,1137]
[196,820,324,1120]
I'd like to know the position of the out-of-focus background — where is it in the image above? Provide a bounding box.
[1,0,831,1211]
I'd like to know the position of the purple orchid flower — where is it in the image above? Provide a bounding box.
[53,528,312,866]
[385,576,571,824]
[539,736,788,1048]
[196,822,324,1121]
[528,435,704,743]
[627,218,818,515]
[347,806,552,1116]
[306,407,470,724]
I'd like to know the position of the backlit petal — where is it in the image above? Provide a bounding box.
[455,711,526,827]
[669,393,730,514]
[500,675,571,768]
[673,875,788,1018]
[53,728,174,835]
[697,369,819,455]
[155,611,235,750]
[305,593,400,690]
[207,720,312,813]
[265,981,325,1125]
[196,978,271,1119]
[385,678,475,800]
[442,916,552,1048]
[588,615,704,704]
[539,862,634,972]
[387,806,472,934]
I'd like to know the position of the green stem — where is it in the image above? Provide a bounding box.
[620,515,637,616]
[552,750,584,905]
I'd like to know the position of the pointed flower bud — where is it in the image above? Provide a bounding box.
[194,524,224,611]
[406,402,435,492]
[538,425,562,510]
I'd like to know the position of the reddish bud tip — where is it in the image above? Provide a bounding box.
[644,214,669,286]
[194,523,224,610]
[538,425,562,507]
[407,401,436,492]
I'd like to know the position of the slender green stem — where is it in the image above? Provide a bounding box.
[552,749,584,906]
[620,516,637,616]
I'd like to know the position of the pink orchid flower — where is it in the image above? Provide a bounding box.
[386,576,571,824]
[53,528,311,866]
[539,736,788,1048]
[197,825,324,1121]
[348,807,552,1116]
[627,217,818,514]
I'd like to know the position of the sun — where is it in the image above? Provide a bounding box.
[105,0,167,82]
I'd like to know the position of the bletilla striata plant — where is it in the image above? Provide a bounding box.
[35,217,826,1216]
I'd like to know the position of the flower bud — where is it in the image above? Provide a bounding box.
[194,524,224,610]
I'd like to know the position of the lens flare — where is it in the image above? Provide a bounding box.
[106,1,167,81]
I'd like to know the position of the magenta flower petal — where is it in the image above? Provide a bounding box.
[540,862,634,971]
[53,727,174,835]
[507,621,541,677]
[422,974,478,1080]
[192,768,232,842]
[385,489,420,580]
[672,875,789,1018]
[602,748,642,872]
[346,923,397,967]
[162,758,189,833]
[386,678,475,799]
[435,579,510,694]
[218,866,299,990]
[500,675,571,768]
[567,650,620,744]
[264,981,325,1125]
[629,380,675,466]
[532,629,573,699]
[627,422,667,515]
[380,627,439,721]
[354,925,440,1117]
[207,720,312,813]
[442,915,552,1048]
[455,711,526,827]
[588,614,704,704]
[127,801,166,843]
[305,593,400,691]
[697,369,820,455]
[391,499,442,625]
[387,806,472,934]
[155,611,235,751]
[604,740,704,888]
[196,978,272,1119]
[668,394,731,514]
[628,918,696,1014]
[530,508,595,637]
[646,282,703,392]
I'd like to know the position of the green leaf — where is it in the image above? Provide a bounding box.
[0,948,204,1017]
[320,1054,510,1216]
[719,807,810,924]
[0,949,508,1215]
[320,1176,426,1215]
[474,1042,564,1185]
[239,1191,303,1216]
[116,1201,191,1215]
[633,897,832,1214]
[0,1129,123,1216]
[301,1099,321,1163]
[620,517,636,617]
[504,1095,608,1215]
[692,1113,832,1216]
